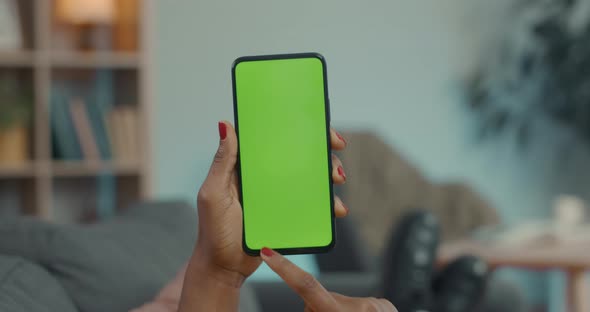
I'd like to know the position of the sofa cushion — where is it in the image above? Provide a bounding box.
[0,255,78,312]
[339,132,499,257]
[0,201,196,312]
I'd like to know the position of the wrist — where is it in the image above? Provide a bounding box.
[189,248,246,290]
[178,249,243,312]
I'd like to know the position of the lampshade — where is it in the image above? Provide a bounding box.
[56,0,116,25]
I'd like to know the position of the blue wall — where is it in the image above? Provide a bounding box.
[151,0,590,307]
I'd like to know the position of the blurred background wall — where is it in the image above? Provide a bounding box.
[152,0,590,309]
[0,0,589,310]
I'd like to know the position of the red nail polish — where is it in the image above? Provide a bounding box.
[335,132,346,144]
[337,166,346,179]
[261,247,274,257]
[218,122,227,140]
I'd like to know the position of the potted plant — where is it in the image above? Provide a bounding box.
[0,74,32,164]
[466,0,590,148]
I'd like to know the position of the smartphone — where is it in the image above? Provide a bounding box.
[232,53,335,255]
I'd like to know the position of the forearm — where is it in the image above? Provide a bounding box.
[178,253,244,312]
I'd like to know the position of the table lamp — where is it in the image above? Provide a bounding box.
[55,0,116,50]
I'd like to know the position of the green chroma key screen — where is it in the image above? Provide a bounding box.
[232,54,334,254]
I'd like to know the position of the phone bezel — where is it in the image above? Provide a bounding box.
[231,52,336,256]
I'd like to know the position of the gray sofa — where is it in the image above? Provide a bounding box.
[0,201,260,312]
[0,200,373,312]
[0,200,525,312]
[0,199,374,312]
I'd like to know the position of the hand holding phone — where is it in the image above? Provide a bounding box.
[178,54,348,311]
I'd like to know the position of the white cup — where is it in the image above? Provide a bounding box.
[554,195,586,227]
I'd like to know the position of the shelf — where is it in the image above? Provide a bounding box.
[0,163,36,178]
[51,161,141,177]
[0,51,35,67]
[0,162,140,178]
[50,52,140,69]
[0,0,149,222]
[0,51,140,68]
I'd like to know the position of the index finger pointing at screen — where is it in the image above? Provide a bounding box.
[260,247,338,311]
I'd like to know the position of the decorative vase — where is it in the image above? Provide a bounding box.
[0,126,29,164]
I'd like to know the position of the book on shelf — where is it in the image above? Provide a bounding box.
[69,98,100,160]
[50,85,82,161]
[105,106,138,163]
[85,95,112,160]
[50,84,115,162]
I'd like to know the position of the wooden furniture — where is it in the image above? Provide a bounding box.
[0,0,152,222]
[439,240,590,312]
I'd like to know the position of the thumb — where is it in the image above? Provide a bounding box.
[205,121,238,188]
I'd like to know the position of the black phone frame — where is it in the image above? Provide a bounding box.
[231,52,336,256]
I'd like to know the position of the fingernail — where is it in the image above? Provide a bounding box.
[261,247,274,258]
[337,166,346,179]
[218,122,227,140]
[335,132,346,145]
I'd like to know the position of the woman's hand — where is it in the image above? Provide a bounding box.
[178,121,348,311]
[193,121,348,281]
[261,248,397,312]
